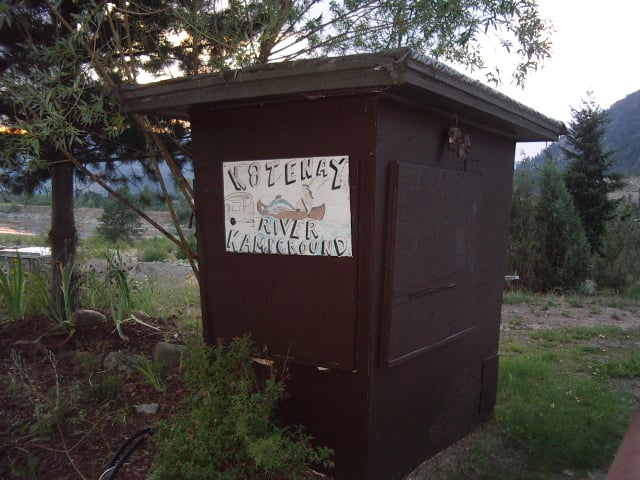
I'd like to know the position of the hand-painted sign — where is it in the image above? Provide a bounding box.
[223,156,352,257]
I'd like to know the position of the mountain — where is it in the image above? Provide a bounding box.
[523,89,640,176]
[604,90,640,174]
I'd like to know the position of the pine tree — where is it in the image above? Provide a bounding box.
[532,155,591,292]
[563,93,623,253]
[507,157,540,289]
[596,199,640,293]
[97,187,143,244]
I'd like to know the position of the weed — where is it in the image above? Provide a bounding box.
[0,255,26,320]
[503,290,538,305]
[9,350,68,434]
[596,356,640,379]
[104,250,133,339]
[568,297,584,308]
[31,261,76,331]
[508,316,525,327]
[151,336,333,479]
[141,247,167,262]
[135,356,166,392]
[85,373,122,404]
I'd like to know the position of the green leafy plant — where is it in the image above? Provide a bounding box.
[104,250,133,339]
[103,250,160,339]
[0,255,26,320]
[135,356,166,392]
[30,261,75,331]
[152,336,333,479]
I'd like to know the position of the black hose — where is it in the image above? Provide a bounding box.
[101,427,155,480]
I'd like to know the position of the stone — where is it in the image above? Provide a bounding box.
[135,403,160,415]
[153,342,186,370]
[103,350,146,372]
[70,309,107,328]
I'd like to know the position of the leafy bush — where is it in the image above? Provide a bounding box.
[96,187,143,244]
[596,199,640,293]
[152,336,333,479]
[141,247,166,262]
[137,236,175,262]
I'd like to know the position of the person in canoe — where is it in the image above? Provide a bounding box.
[257,185,325,221]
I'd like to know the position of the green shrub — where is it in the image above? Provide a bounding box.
[141,247,166,262]
[152,336,333,479]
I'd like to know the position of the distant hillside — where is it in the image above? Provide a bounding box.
[522,89,640,176]
[605,90,640,174]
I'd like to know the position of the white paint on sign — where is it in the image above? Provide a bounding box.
[223,156,352,257]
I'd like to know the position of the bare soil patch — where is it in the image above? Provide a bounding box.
[502,302,640,331]
[0,315,191,479]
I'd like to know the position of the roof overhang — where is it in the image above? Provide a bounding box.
[117,48,563,142]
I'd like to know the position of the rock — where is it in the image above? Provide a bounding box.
[153,342,186,370]
[135,403,160,415]
[103,351,146,372]
[71,309,107,328]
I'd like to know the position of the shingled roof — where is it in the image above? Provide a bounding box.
[117,48,562,142]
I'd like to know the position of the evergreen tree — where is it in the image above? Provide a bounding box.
[595,199,640,293]
[563,93,624,252]
[507,157,540,289]
[532,155,591,292]
[97,187,143,244]
[1,0,554,287]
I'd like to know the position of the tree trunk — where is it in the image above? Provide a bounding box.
[48,159,78,316]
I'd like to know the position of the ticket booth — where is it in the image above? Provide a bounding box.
[119,48,561,480]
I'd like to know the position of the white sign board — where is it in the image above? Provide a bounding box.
[223,156,352,257]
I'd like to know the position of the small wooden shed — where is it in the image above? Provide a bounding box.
[119,48,561,480]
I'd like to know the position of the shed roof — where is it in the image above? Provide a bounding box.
[117,48,562,142]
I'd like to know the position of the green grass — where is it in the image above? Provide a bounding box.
[497,353,631,473]
[497,326,638,476]
[0,233,49,247]
[416,322,640,479]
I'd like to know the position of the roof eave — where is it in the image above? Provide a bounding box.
[117,48,562,142]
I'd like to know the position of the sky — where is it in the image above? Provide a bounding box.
[485,0,640,159]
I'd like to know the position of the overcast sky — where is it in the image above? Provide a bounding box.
[486,0,640,159]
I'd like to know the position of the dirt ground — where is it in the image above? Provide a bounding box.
[501,301,640,331]
[0,315,191,479]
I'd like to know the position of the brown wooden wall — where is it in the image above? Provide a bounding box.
[190,92,515,480]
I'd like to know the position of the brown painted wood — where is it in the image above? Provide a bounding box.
[382,162,482,366]
[119,52,561,480]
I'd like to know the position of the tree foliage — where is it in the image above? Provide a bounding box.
[563,94,624,253]
[532,156,592,292]
[507,156,539,285]
[595,199,640,293]
[509,153,592,292]
[1,0,554,285]
[97,187,144,244]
